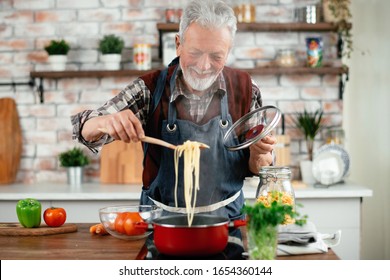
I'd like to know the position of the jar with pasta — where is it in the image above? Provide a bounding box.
[255,166,295,224]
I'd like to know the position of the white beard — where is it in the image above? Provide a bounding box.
[181,66,219,91]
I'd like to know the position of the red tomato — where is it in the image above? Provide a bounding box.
[114,212,146,236]
[43,207,66,227]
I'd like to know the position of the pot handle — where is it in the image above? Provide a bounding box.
[228,219,247,228]
[135,221,153,231]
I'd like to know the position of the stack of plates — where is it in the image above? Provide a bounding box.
[312,144,350,186]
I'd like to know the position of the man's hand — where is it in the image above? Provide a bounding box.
[248,134,277,174]
[82,110,145,143]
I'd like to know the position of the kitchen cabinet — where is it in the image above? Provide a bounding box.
[0,180,372,260]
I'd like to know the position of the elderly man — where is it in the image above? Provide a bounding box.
[72,0,276,220]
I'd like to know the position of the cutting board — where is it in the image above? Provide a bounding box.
[0,97,22,184]
[0,223,78,236]
[100,140,144,184]
[274,135,291,167]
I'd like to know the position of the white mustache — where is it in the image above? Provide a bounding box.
[190,67,214,76]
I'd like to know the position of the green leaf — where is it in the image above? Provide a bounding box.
[242,199,307,232]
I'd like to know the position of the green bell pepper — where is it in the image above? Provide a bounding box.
[16,198,41,228]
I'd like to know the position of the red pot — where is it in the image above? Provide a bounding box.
[138,214,246,256]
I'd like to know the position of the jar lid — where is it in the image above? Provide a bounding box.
[259,166,291,178]
[277,49,295,55]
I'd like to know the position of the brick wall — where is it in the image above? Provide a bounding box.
[0,0,343,184]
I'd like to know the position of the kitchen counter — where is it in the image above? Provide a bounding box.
[0,179,372,201]
[0,179,372,260]
[0,223,339,260]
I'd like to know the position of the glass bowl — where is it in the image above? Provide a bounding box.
[99,205,162,240]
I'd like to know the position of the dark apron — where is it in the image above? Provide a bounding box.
[140,66,249,220]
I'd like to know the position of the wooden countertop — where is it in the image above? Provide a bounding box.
[0,223,339,260]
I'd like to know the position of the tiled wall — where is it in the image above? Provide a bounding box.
[0,0,343,184]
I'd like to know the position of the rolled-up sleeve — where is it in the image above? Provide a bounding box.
[71,109,109,153]
[251,78,262,110]
[71,78,151,154]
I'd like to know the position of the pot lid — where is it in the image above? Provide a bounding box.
[223,105,282,151]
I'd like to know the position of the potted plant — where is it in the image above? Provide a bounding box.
[59,147,90,186]
[44,39,70,71]
[98,34,125,70]
[322,0,353,58]
[292,108,324,184]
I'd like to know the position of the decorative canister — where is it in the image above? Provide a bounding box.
[306,37,323,67]
[256,166,295,224]
[295,5,320,23]
[133,43,152,70]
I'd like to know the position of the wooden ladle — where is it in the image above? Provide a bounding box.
[98,128,209,150]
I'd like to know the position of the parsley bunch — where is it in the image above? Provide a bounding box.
[242,201,307,259]
[242,200,307,230]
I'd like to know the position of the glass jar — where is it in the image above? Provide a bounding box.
[256,166,295,224]
[325,127,345,146]
[234,1,256,23]
[275,49,297,67]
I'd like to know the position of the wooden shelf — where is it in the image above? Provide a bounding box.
[31,66,348,79]
[157,22,352,33]
[156,21,351,61]
[30,69,158,79]
[156,21,350,100]
[245,66,348,75]
[30,66,348,103]
[28,22,351,104]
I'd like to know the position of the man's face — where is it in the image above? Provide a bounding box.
[176,23,232,92]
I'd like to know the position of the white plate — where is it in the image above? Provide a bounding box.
[312,144,350,185]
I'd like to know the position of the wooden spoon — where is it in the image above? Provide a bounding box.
[97,128,209,150]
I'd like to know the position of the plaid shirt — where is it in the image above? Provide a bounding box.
[71,66,262,153]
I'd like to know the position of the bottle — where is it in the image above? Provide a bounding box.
[165,0,178,23]
[241,0,256,23]
[234,0,256,23]
[255,166,295,224]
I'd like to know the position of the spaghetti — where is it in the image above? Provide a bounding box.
[174,140,204,226]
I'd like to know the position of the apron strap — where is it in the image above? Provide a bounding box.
[148,190,242,214]
[167,65,179,127]
[221,91,228,124]
[149,68,168,119]
[143,68,168,159]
